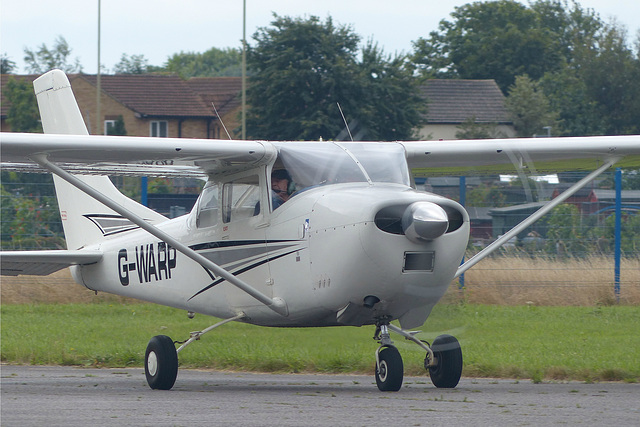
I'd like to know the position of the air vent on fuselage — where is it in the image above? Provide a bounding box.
[374,205,406,235]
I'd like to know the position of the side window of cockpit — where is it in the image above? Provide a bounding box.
[222,175,261,223]
[196,183,219,228]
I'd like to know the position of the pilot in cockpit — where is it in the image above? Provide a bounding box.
[271,169,294,209]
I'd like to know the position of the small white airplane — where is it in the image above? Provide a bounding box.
[1,70,639,391]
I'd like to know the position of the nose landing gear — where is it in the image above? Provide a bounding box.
[373,318,463,392]
[374,321,403,391]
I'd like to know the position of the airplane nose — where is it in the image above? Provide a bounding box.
[401,201,449,242]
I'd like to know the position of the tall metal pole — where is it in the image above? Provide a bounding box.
[458,176,466,289]
[614,168,621,302]
[241,0,246,140]
[96,0,102,135]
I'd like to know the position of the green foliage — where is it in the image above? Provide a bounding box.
[147,178,174,194]
[4,77,42,133]
[106,115,127,136]
[246,15,361,141]
[466,183,507,207]
[246,15,424,141]
[113,54,151,74]
[23,36,82,74]
[1,53,16,73]
[539,66,605,136]
[411,0,564,91]
[163,47,242,78]
[411,0,640,137]
[505,75,560,137]
[455,116,504,139]
[1,172,64,249]
[1,187,64,250]
[622,169,640,190]
[603,213,640,255]
[355,41,426,141]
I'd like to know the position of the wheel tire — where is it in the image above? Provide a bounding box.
[145,335,178,390]
[375,346,403,392]
[428,334,462,388]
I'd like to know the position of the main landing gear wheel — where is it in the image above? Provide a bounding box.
[427,334,463,388]
[145,335,178,390]
[375,346,404,392]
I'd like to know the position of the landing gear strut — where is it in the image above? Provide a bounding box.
[373,318,463,391]
[143,313,244,390]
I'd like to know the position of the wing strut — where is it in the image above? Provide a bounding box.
[31,154,288,317]
[455,158,619,278]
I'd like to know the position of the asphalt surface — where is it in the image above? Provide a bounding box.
[1,365,638,426]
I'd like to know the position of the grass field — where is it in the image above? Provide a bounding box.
[2,302,638,383]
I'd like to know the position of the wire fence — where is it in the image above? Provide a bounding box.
[2,171,638,300]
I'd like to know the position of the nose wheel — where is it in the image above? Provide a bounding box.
[373,320,404,391]
[375,345,404,391]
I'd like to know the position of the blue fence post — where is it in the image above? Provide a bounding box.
[614,168,621,302]
[459,176,466,289]
[141,176,148,207]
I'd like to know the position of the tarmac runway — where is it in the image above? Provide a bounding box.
[1,365,638,426]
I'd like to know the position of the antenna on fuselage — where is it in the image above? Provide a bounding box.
[212,102,232,140]
[337,102,354,142]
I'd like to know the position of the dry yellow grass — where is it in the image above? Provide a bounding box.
[447,256,640,306]
[0,269,133,304]
[2,257,639,306]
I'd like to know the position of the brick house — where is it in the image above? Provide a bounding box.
[417,79,515,140]
[1,74,241,139]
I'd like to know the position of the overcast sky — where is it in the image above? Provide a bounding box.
[1,0,639,74]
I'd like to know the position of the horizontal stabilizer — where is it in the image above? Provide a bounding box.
[0,250,103,276]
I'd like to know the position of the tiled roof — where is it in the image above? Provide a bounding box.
[420,79,511,124]
[79,74,214,118]
[185,77,242,119]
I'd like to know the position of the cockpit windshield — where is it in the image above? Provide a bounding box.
[274,142,410,190]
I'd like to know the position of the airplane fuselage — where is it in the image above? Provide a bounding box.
[73,181,469,329]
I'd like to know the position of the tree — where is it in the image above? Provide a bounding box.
[246,15,361,141]
[356,41,426,141]
[1,53,16,73]
[538,66,605,136]
[505,75,560,137]
[577,24,640,135]
[411,0,564,91]
[23,36,82,74]
[163,47,241,78]
[246,15,424,141]
[113,54,151,74]
[106,115,127,135]
[4,77,42,133]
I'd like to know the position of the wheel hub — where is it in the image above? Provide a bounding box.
[147,350,158,376]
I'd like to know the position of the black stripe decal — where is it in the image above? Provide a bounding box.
[188,249,301,301]
[190,239,300,251]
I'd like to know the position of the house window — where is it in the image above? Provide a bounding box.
[150,121,168,137]
[104,120,116,135]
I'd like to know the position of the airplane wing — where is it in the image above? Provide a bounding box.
[0,133,277,177]
[400,135,640,176]
[0,250,103,276]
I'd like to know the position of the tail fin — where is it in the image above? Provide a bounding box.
[33,70,166,249]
